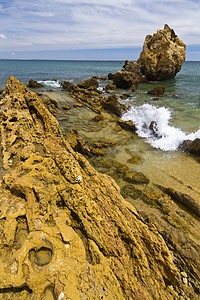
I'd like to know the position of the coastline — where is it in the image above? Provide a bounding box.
[0,58,200,298]
[0,76,200,299]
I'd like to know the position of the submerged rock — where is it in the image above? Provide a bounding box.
[147,86,165,96]
[0,76,186,299]
[137,24,186,80]
[124,171,150,184]
[161,186,200,217]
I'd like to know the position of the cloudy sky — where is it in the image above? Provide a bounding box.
[0,0,200,60]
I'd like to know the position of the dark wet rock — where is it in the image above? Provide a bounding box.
[180,138,200,156]
[117,119,137,132]
[159,186,200,217]
[147,87,165,96]
[89,147,106,156]
[124,171,150,184]
[112,60,146,90]
[62,81,77,93]
[91,114,104,122]
[93,76,107,80]
[127,154,142,164]
[137,24,186,81]
[77,78,99,90]
[120,93,131,100]
[149,121,160,137]
[112,70,140,90]
[93,160,113,168]
[121,184,143,199]
[105,83,117,91]
[101,95,127,117]
[108,73,114,80]
[88,139,116,148]
[171,94,179,99]
[27,79,44,88]
[98,138,117,147]
[126,149,142,164]
[143,192,171,213]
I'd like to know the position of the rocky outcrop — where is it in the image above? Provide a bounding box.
[104,83,116,91]
[101,95,127,117]
[0,76,187,299]
[112,60,145,90]
[77,77,99,90]
[180,138,200,156]
[137,24,186,80]
[27,79,44,88]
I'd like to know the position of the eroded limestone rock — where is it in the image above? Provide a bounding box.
[112,60,145,90]
[0,76,191,299]
[137,24,186,80]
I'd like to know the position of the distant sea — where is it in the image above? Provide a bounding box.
[0,59,199,151]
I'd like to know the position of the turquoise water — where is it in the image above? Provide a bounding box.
[0,59,199,151]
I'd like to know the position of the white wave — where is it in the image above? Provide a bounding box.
[38,80,61,88]
[122,104,200,151]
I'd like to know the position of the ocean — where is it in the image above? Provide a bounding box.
[0,59,199,152]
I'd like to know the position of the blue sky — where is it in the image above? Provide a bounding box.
[0,0,200,60]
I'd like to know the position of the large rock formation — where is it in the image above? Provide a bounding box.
[137,24,186,80]
[0,77,191,299]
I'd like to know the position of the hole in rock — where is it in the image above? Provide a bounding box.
[29,246,52,266]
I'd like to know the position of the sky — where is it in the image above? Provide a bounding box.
[0,0,200,60]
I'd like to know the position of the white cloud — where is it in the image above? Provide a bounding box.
[0,33,7,39]
[0,0,200,53]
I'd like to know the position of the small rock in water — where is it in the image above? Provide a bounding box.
[147,87,165,96]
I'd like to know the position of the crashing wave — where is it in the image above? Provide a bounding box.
[122,104,200,151]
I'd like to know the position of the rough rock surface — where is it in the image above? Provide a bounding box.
[77,78,99,90]
[147,87,165,97]
[137,24,186,80]
[27,79,44,88]
[180,138,200,156]
[101,95,127,117]
[0,76,191,299]
[112,60,145,90]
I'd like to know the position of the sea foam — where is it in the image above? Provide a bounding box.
[122,104,200,151]
[38,80,61,88]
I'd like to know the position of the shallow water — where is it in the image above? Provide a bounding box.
[47,90,200,206]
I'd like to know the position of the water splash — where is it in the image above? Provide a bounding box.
[38,80,61,88]
[122,104,200,151]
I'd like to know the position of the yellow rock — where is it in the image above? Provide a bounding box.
[0,77,183,299]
